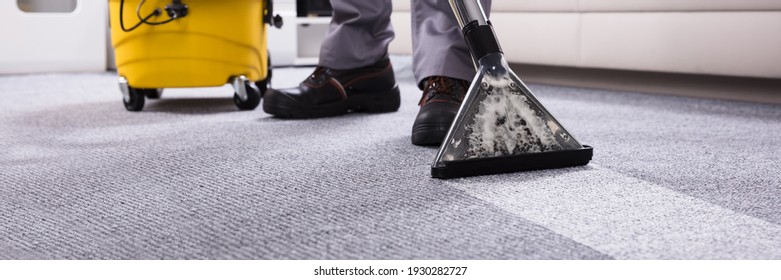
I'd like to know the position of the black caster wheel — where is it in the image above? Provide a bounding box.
[234,81,261,110]
[144,88,163,99]
[124,86,146,112]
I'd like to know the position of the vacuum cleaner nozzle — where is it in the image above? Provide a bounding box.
[432,0,593,178]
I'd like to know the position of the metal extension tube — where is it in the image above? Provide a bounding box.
[449,0,489,29]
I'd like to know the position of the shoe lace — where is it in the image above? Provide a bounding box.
[419,77,468,105]
[307,66,331,83]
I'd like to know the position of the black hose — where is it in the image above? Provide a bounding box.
[119,0,176,32]
[136,0,176,25]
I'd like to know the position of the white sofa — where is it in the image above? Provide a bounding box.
[389,0,781,79]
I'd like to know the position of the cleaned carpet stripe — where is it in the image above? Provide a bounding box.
[450,165,781,259]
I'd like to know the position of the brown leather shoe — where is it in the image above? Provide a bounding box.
[263,57,401,118]
[411,76,469,146]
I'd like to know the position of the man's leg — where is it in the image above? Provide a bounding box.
[410,0,491,146]
[319,0,394,70]
[263,0,400,119]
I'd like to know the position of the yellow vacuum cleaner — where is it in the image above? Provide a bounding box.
[108,0,282,111]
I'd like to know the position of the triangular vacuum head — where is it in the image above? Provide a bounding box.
[433,0,592,178]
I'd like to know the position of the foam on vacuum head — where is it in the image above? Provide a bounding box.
[465,74,563,158]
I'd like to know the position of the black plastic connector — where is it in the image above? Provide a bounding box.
[272,14,284,28]
[165,0,188,19]
[462,20,503,61]
[264,0,284,29]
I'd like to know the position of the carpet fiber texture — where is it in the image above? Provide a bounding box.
[1,57,780,259]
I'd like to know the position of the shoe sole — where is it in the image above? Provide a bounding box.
[411,123,452,146]
[263,86,401,119]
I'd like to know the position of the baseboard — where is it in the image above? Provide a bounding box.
[510,63,781,105]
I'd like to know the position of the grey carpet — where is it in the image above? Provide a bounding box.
[1,56,779,259]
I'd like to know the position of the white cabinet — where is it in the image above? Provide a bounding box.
[0,0,108,74]
[267,0,330,66]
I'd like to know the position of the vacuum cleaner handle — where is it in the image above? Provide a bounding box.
[449,0,488,28]
[448,0,503,67]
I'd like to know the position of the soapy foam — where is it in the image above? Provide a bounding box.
[465,75,561,158]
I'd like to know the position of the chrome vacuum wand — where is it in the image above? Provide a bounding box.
[431,0,593,178]
[449,0,495,68]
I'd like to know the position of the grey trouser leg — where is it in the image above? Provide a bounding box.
[319,0,394,70]
[412,0,492,87]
